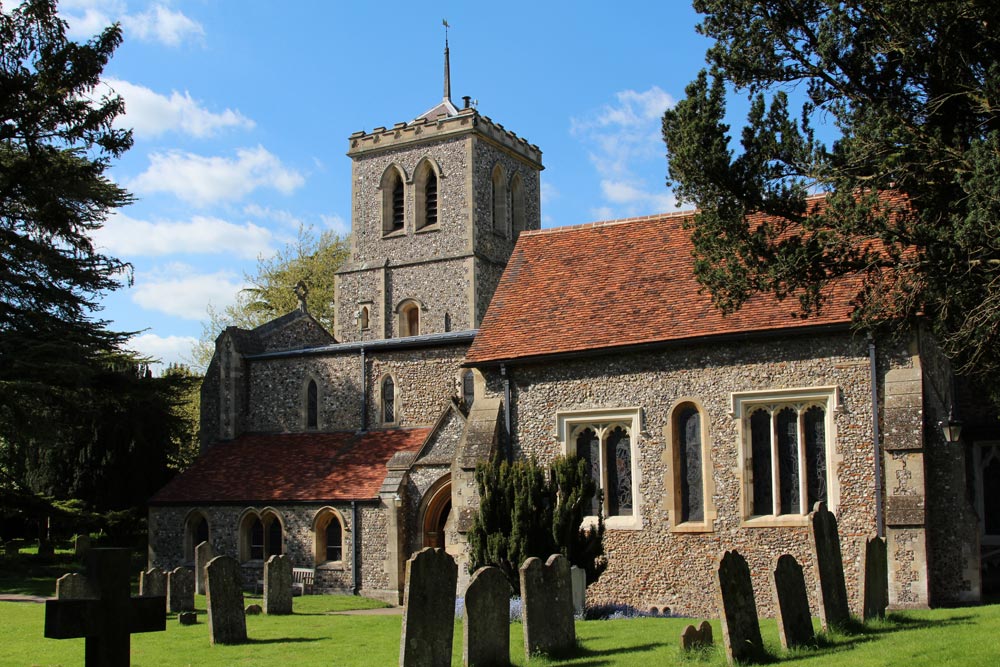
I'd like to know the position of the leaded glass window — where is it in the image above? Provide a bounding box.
[777,407,799,515]
[382,376,395,423]
[804,406,827,508]
[678,406,703,523]
[607,426,633,517]
[306,379,318,429]
[462,371,475,408]
[576,428,602,516]
[750,408,773,516]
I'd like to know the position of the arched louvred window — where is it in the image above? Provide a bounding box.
[491,164,507,235]
[510,173,525,236]
[425,171,438,226]
[382,376,396,424]
[677,405,704,523]
[306,379,318,429]
[392,179,405,229]
[381,165,406,234]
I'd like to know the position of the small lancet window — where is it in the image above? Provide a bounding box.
[399,300,420,337]
[382,376,396,424]
[359,306,370,331]
[325,520,343,561]
[306,379,318,429]
[461,370,475,408]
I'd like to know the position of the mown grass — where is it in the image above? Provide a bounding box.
[3,596,999,667]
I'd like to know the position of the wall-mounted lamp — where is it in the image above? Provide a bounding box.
[939,409,963,444]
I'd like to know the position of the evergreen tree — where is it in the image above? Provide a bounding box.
[662,1,1000,396]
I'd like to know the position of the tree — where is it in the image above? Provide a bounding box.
[190,226,349,369]
[468,455,606,591]
[662,2,1000,393]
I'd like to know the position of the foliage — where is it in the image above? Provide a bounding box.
[190,225,349,369]
[468,454,606,591]
[163,363,201,471]
[662,1,1000,395]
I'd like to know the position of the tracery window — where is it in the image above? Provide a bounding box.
[563,414,639,522]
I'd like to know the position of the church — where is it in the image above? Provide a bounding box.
[148,48,995,617]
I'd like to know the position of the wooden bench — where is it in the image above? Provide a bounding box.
[292,568,314,596]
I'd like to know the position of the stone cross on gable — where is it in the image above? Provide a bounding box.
[44,548,166,667]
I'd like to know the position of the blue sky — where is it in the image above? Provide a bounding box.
[60,1,718,371]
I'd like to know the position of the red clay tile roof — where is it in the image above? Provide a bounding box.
[150,429,430,504]
[466,211,860,365]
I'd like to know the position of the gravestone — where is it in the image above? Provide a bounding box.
[715,550,765,665]
[167,567,195,613]
[44,548,166,667]
[520,554,575,658]
[245,603,263,615]
[178,611,197,625]
[680,620,713,650]
[205,555,247,645]
[139,567,167,598]
[400,547,457,667]
[772,554,815,649]
[862,535,888,621]
[194,541,215,595]
[74,535,91,559]
[570,565,586,616]
[809,502,850,630]
[463,566,511,667]
[264,554,293,615]
[56,573,95,599]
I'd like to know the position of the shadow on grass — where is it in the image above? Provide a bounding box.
[244,637,322,645]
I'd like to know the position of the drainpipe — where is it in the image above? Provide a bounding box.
[360,347,367,432]
[869,338,885,538]
[351,500,360,595]
[501,363,512,462]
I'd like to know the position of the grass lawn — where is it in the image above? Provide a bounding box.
[2,595,1000,667]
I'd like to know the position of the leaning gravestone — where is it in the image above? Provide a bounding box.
[194,540,215,595]
[463,566,511,667]
[809,502,850,630]
[862,535,888,621]
[44,548,166,667]
[140,567,167,598]
[715,550,766,665]
[400,547,458,667]
[168,567,195,613]
[520,554,575,658]
[772,554,815,649]
[56,572,96,599]
[264,554,293,615]
[74,535,91,559]
[680,621,713,650]
[205,555,247,645]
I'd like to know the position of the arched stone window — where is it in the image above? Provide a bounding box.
[398,300,421,337]
[461,370,475,408]
[381,375,397,425]
[240,509,284,562]
[491,164,507,236]
[359,305,370,331]
[380,164,406,234]
[313,508,345,565]
[184,511,210,562]
[510,173,525,237]
[664,400,716,531]
[414,159,440,231]
[305,379,318,430]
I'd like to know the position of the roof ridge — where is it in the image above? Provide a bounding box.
[523,209,694,237]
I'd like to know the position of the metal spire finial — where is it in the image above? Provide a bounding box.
[442,19,451,102]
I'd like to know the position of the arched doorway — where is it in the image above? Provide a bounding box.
[421,479,452,550]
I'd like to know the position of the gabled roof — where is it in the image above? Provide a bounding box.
[465,211,859,365]
[150,429,430,505]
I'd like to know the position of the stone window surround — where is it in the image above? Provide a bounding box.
[313,507,347,570]
[379,373,400,426]
[456,368,484,407]
[663,398,717,533]
[238,507,285,563]
[396,298,423,338]
[302,375,320,430]
[183,509,211,563]
[376,158,449,237]
[556,406,643,530]
[379,163,407,236]
[730,385,842,528]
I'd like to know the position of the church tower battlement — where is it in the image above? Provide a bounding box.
[333,34,543,343]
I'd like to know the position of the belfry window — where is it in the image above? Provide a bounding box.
[381,165,406,234]
[414,159,440,231]
[392,179,404,229]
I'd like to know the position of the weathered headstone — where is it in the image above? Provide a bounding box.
[772,554,815,649]
[74,535,91,559]
[715,550,765,665]
[520,554,575,658]
[263,554,293,615]
[205,555,247,645]
[178,611,197,625]
[680,620,713,650]
[194,540,214,596]
[245,603,263,615]
[570,565,586,616]
[463,566,511,667]
[44,548,166,667]
[139,567,167,598]
[400,547,458,667]
[862,535,888,621]
[56,573,96,599]
[167,567,195,613]
[809,502,850,630]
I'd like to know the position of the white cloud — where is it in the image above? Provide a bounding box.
[94,212,274,259]
[61,1,203,46]
[601,179,678,212]
[132,265,246,320]
[540,181,559,206]
[243,204,304,230]
[130,146,305,206]
[126,332,198,371]
[106,78,253,138]
[320,213,350,237]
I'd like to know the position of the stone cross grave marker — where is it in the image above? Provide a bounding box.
[463,566,511,667]
[167,567,195,613]
[715,549,766,665]
[809,501,850,630]
[772,554,815,650]
[44,548,166,667]
[205,555,247,645]
[520,554,575,659]
[139,567,167,598]
[863,535,888,621]
[264,554,293,615]
[400,547,458,667]
[680,621,713,650]
[56,572,95,599]
[194,541,214,595]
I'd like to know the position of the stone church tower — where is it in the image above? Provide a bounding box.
[333,43,543,343]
